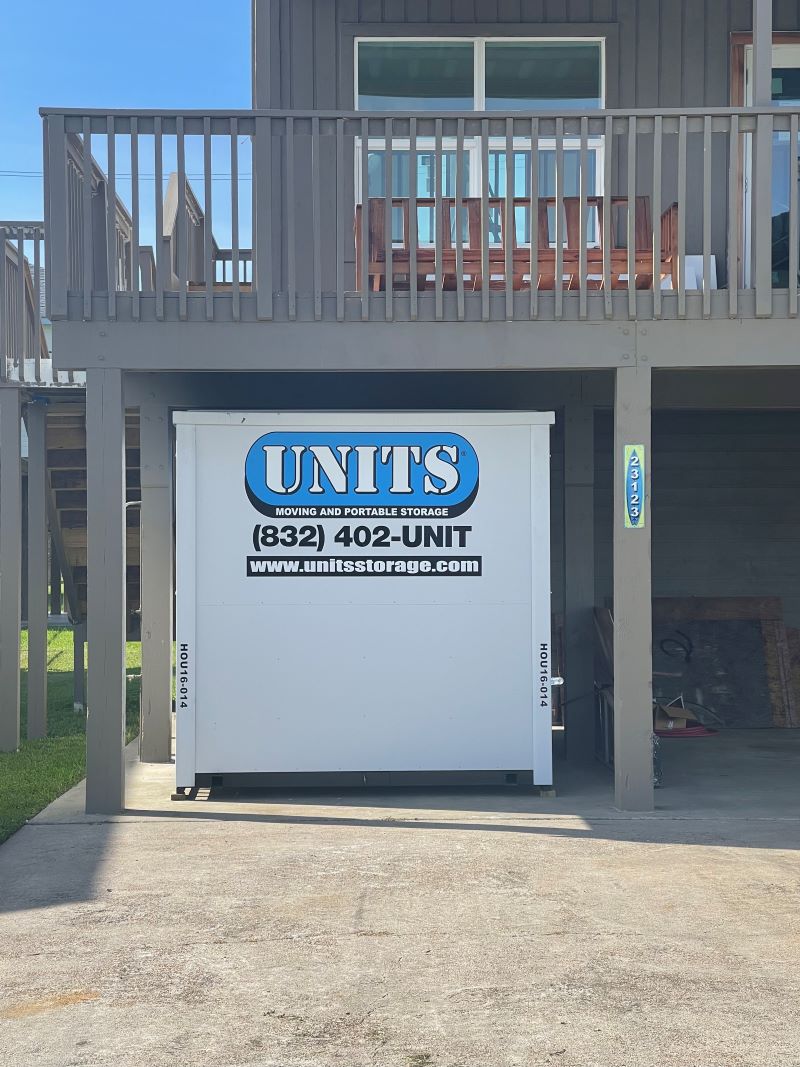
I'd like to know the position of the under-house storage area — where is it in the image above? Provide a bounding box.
[593,405,800,795]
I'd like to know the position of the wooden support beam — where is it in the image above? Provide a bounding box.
[139,399,173,763]
[563,386,596,764]
[752,0,773,107]
[73,620,86,711]
[50,541,62,616]
[85,369,126,814]
[25,402,49,739]
[0,388,22,751]
[613,364,654,812]
[46,485,81,623]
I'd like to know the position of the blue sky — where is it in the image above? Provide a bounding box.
[0,0,251,221]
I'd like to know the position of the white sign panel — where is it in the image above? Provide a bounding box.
[174,411,554,786]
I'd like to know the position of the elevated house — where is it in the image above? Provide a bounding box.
[2,0,799,813]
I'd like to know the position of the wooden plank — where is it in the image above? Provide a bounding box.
[105,118,117,319]
[504,117,514,321]
[702,114,712,318]
[336,118,345,323]
[254,115,273,320]
[154,117,164,321]
[312,115,323,321]
[409,116,419,321]
[555,117,565,321]
[455,117,465,322]
[203,117,213,320]
[130,117,140,321]
[652,596,784,623]
[762,619,798,728]
[728,114,740,317]
[530,116,539,319]
[230,117,241,322]
[790,112,799,317]
[81,117,93,320]
[784,627,800,727]
[481,119,489,322]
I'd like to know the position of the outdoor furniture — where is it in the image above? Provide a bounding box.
[355,196,679,293]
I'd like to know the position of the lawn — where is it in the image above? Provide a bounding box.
[0,629,141,845]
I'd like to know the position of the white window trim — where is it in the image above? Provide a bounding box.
[355,137,606,250]
[355,137,606,197]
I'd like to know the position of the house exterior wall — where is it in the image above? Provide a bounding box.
[247,0,800,315]
[254,0,784,113]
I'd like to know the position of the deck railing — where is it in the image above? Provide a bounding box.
[41,107,800,324]
[0,222,83,386]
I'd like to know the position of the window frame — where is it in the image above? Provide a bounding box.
[354,35,607,113]
[355,137,605,250]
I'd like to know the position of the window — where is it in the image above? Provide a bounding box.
[355,37,605,248]
[743,43,800,285]
[356,38,604,111]
[484,41,602,110]
[358,42,475,110]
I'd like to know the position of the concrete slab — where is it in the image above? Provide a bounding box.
[1,732,799,1067]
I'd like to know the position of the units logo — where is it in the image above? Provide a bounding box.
[245,431,479,518]
[623,444,646,529]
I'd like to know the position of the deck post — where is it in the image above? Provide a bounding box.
[251,0,277,109]
[139,398,173,762]
[25,400,49,739]
[0,387,22,751]
[73,619,86,711]
[612,364,654,812]
[50,544,62,616]
[85,368,127,814]
[752,0,774,317]
[563,386,596,763]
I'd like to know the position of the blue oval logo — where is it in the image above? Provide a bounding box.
[245,431,479,518]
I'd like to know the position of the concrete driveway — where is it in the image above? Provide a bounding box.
[1,733,799,1067]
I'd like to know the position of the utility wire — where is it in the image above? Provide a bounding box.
[0,171,253,180]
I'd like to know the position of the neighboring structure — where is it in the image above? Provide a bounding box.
[2,0,799,813]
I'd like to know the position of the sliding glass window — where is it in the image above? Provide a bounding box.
[358,42,475,110]
[356,38,604,111]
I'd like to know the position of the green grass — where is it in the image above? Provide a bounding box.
[0,629,141,845]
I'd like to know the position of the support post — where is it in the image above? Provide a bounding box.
[752,0,773,107]
[25,401,49,739]
[563,387,596,763]
[0,388,22,751]
[85,368,126,814]
[613,364,654,812]
[50,543,62,616]
[73,619,86,711]
[20,477,28,626]
[251,0,277,109]
[139,398,173,762]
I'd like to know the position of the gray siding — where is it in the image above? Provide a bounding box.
[595,410,800,627]
[255,1,800,112]
[254,0,800,292]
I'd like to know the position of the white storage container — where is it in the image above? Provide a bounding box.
[174,411,554,787]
